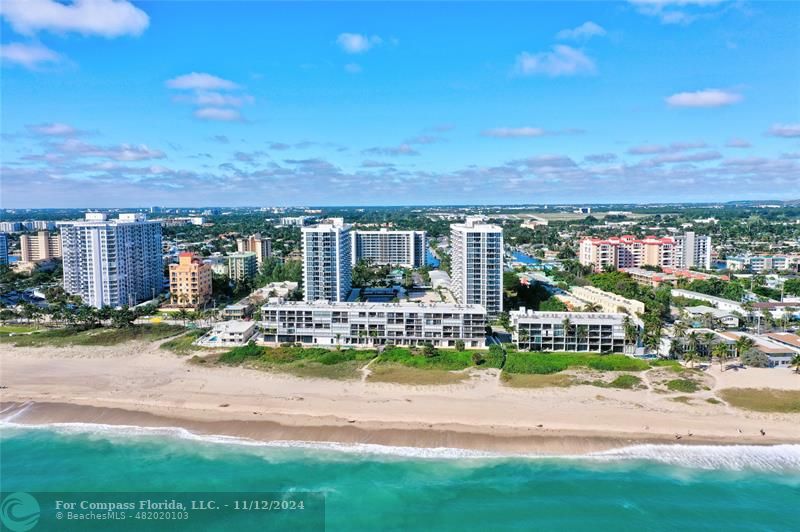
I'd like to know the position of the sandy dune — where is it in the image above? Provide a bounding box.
[1,341,798,454]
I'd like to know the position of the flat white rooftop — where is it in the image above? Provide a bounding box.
[261,300,486,313]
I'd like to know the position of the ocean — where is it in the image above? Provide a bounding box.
[1,424,799,531]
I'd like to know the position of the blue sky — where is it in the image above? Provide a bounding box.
[1,0,799,207]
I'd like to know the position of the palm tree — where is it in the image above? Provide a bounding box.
[518,328,530,350]
[734,336,756,361]
[177,308,190,326]
[686,332,700,355]
[712,342,729,371]
[561,317,573,349]
[791,354,800,374]
[582,303,601,313]
[622,315,638,354]
[702,331,716,360]
[684,349,698,369]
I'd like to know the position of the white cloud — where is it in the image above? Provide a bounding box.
[362,144,419,156]
[482,127,546,138]
[166,72,239,91]
[514,46,596,77]
[55,139,165,161]
[628,141,707,155]
[27,122,79,136]
[0,42,60,69]
[767,123,800,138]
[725,138,751,148]
[665,89,742,108]
[190,91,253,107]
[628,0,728,25]
[337,33,382,54]
[556,21,607,40]
[194,107,243,122]
[0,0,149,37]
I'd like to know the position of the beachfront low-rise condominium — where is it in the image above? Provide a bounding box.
[351,229,427,268]
[59,212,163,308]
[261,301,487,348]
[450,216,503,319]
[169,252,213,308]
[579,232,711,272]
[302,218,352,302]
[510,309,627,353]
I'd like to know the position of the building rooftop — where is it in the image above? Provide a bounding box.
[261,300,486,313]
[684,306,737,318]
[764,332,800,350]
[211,320,255,333]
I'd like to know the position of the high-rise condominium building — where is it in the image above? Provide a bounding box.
[0,233,8,266]
[19,230,62,263]
[59,213,163,308]
[351,229,426,268]
[579,232,711,272]
[450,216,503,319]
[169,252,213,308]
[302,218,352,302]
[674,231,712,270]
[227,252,258,281]
[236,234,272,266]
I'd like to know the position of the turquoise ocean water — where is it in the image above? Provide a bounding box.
[1,423,799,531]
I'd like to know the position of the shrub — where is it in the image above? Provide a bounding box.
[471,352,485,366]
[666,378,699,393]
[608,374,642,389]
[455,340,466,352]
[219,341,264,364]
[741,351,770,368]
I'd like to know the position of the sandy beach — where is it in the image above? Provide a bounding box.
[1,340,799,454]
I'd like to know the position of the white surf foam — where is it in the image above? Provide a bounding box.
[2,418,799,472]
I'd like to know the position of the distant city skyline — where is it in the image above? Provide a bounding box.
[2,1,799,207]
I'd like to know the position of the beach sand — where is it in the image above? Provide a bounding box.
[1,341,799,454]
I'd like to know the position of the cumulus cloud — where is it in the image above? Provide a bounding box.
[641,150,723,166]
[0,0,149,37]
[26,122,81,136]
[767,123,800,138]
[725,138,751,148]
[628,141,707,155]
[337,33,382,54]
[194,107,243,122]
[50,139,166,161]
[166,73,239,91]
[167,73,252,121]
[514,45,596,77]
[362,144,419,156]
[0,42,61,69]
[628,0,728,25]
[584,153,618,163]
[556,21,607,40]
[665,89,742,107]
[482,127,546,138]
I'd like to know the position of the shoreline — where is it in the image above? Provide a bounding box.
[1,342,799,456]
[2,400,798,456]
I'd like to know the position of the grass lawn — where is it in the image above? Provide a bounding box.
[218,343,377,380]
[367,363,468,385]
[0,325,41,334]
[160,328,210,355]
[504,352,649,375]
[501,372,576,389]
[0,324,185,347]
[718,388,800,413]
[374,346,502,371]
